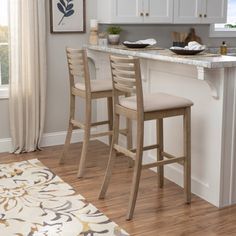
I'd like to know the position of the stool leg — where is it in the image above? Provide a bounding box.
[77,99,92,178]
[184,107,191,203]
[125,92,134,168]
[99,113,120,199]
[126,120,144,220]
[157,119,164,188]
[127,118,134,168]
[60,94,75,164]
[107,97,113,146]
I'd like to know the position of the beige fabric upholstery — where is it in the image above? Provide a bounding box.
[120,92,193,112]
[75,79,112,92]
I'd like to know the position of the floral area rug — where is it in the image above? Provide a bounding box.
[0,159,129,236]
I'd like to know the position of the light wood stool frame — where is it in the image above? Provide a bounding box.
[99,55,192,220]
[59,48,133,177]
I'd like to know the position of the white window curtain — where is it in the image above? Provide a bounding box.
[9,0,47,153]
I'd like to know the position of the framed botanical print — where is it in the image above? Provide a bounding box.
[50,0,86,33]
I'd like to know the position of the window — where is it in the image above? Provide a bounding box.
[0,0,9,99]
[210,0,236,37]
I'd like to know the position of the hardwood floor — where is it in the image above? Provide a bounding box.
[1,141,236,235]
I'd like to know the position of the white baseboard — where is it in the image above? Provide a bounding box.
[0,129,87,153]
[40,130,85,147]
[0,138,12,153]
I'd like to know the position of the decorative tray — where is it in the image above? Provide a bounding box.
[123,42,150,48]
[169,48,205,55]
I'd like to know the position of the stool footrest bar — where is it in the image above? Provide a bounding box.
[71,119,85,129]
[114,144,136,159]
[143,156,185,169]
[119,129,128,136]
[162,151,176,159]
[131,144,159,152]
[91,120,110,127]
[90,131,113,139]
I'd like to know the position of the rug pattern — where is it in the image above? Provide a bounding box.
[0,159,128,236]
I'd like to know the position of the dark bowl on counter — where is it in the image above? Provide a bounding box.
[170,48,205,55]
[123,42,150,48]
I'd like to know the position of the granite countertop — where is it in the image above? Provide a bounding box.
[86,45,236,69]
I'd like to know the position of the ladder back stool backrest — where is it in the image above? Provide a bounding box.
[109,55,144,115]
[66,48,91,94]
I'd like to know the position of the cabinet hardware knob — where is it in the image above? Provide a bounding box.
[204,14,207,18]
[145,13,149,16]
[140,12,144,16]
[199,14,202,17]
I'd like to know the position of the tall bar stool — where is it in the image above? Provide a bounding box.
[99,55,193,220]
[60,48,133,177]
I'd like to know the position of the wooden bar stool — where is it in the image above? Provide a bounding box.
[99,55,193,220]
[59,48,133,177]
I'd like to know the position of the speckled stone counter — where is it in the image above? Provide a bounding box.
[86,44,236,209]
[86,45,236,69]
[208,47,236,55]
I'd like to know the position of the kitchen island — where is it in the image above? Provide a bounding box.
[86,45,236,208]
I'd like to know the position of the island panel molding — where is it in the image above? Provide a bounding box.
[220,67,236,207]
[197,67,223,99]
[86,45,236,208]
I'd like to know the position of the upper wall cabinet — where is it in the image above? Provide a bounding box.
[97,0,173,24]
[97,0,227,24]
[143,0,173,23]
[174,0,227,24]
[203,0,227,23]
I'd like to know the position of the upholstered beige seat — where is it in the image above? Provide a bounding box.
[120,92,193,112]
[75,79,112,92]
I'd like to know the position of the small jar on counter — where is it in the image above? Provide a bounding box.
[98,32,108,47]
[220,41,227,55]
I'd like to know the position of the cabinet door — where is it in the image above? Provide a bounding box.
[110,0,144,23]
[202,0,227,23]
[174,0,202,23]
[143,0,173,23]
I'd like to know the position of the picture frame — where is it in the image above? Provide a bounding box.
[50,0,86,33]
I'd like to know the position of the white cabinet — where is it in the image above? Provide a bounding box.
[97,0,227,24]
[143,0,173,23]
[174,0,227,24]
[97,0,173,24]
[174,0,202,24]
[203,0,227,23]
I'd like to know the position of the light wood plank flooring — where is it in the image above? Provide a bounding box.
[1,141,236,235]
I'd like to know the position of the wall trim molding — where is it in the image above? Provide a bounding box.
[40,130,85,147]
[0,138,12,153]
[0,129,87,153]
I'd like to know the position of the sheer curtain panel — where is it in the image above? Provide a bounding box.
[9,0,47,153]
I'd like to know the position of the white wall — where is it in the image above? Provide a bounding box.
[44,0,97,134]
[0,99,10,139]
[0,0,97,144]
